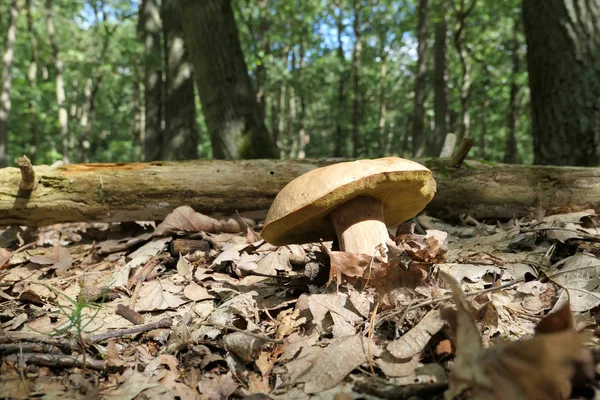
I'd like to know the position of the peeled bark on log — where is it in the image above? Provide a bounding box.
[0,159,598,227]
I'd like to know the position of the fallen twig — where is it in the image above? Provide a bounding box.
[4,353,106,371]
[86,317,172,343]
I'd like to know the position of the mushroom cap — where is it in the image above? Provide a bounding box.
[261,157,436,245]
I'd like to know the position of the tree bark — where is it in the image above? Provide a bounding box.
[25,0,38,164]
[411,0,429,157]
[504,16,520,164]
[0,159,598,227]
[351,0,362,158]
[162,0,198,161]
[140,0,163,161]
[333,1,347,158]
[432,5,449,156]
[0,0,19,168]
[178,0,277,159]
[287,50,297,158]
[296,40,308,159]
[377,48,388,157]
[522,0,600,166]
[453,0,476,141]
[45,0,69,164]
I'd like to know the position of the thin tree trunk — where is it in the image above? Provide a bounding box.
[0,0,19,167]
[333,1,347,158]
[178,0,276,159]
[297,40,308,159]
[453,0,476,141]
[45,0,69,164]
[26,0,38,164]
[377,48,388,157]
[432,4,449,156]
[255,0,269,119]
[411,0,429,157]
[287,50,297,159]
[132,63,144,161]
[351,0,362,158]
[162,0,198,160]
[504,16,520,164]
[478,82,490,158]
[140,0,163,161]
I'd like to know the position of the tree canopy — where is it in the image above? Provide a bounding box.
[0,0,596,166]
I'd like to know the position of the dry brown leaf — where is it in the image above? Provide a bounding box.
[387,309,444,359]
[297,334,380,394]
[183,282,215,301]
[197,373,239,400]
[136,280,189,312]
[482,331,589,400]
[30,245,73,274]
[0,247,13,268]
[155,206,218,235]
[328,251,373,286]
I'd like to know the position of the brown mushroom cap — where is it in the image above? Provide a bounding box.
[261,157,436,245]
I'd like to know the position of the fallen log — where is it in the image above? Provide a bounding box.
[0,159,598,226]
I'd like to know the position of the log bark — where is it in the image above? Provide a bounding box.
[0,159,598,227]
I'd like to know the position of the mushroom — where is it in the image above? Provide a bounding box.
[261,157,436,261]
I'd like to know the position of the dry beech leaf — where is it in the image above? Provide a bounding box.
[298,334,380,394]
[30,245,73,274]
[183,282,215,301]
[155,206,218,235]
[440,271,492,400]
[442,271,591,400]
[197,373,239,400]
[387,309,444,359]
[0,248,13,268]
[136,280,188,312]
[482,331,590,400]
[547,253,600,312]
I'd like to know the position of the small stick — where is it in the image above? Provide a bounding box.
[86,317,172,343]
[375,278,523,326]
[203,322,284,344]
[128,255,168,309]
[15,156,36,192]
[445,138,474,168]
[4,353,106,371]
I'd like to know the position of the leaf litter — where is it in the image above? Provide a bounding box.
[0,206,599,399]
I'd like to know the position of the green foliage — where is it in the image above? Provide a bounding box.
[1,0,531,163]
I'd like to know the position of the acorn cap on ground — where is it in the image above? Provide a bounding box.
[261,157,436,245]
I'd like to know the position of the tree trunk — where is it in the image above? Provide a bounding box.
[0,0,19,168]
[178,0,276,159]
[140,0,163,161]
[333,1,347,158]
[412,0,429,157]
[351,0,362,158]
[377,49,388,157]
[25,0,38,164]
[522,0,600,166]
[432,5,449,156]
[478,81,490,158]
[162,0,198,161]
[45,0,70,164]
[504,16,520,164]
[79,7,117,163]
[297,40,308,160]
[453,0,476,141]
[0,159,598,227]
[255,0,269,119]
[287,50,297,158]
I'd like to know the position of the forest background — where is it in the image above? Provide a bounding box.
[0,0,597,168]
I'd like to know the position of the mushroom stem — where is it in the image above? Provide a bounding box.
[329,196,389,261]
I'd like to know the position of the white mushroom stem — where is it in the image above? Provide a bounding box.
[329,196,389,261]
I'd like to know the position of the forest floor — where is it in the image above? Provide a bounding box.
[0,205,599,400]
